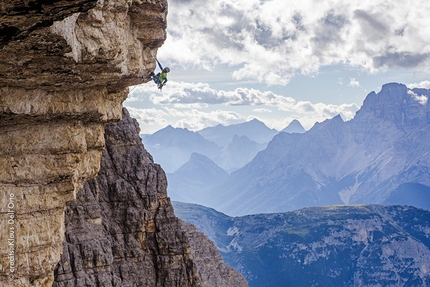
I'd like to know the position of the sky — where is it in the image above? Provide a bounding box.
[125,0,430,134]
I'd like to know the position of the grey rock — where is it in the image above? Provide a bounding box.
[54,108,247,287]
[179,220,248,287]
[174,202,430,287]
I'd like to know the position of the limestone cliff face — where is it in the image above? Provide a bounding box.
[54,108,198,286]
[180,220,248,287]
[1,0,166,91]
[53,108,247,287]
[0,1,167,286]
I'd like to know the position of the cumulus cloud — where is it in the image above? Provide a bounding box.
[125,107,170,128]
[126,81,360,132]
[407,90,428,105]
[149,81,296,107]
[134,81,359,117]
[127,106,245,132]
[160,0,430,85]
[407,81,430,89]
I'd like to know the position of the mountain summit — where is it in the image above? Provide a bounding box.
[358,83,429,127]
[281,119,306,134]
[142,126,221,173]
[197,118,278,146]
[210,83,430,216]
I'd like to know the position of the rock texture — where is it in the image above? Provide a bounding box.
[0,1,167,286]
[53,108,247,287]
[174,201,430,287]
[0,0,166,91]
[180,220,248,287]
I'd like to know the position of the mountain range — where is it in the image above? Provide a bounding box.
[173,201,430,287]
[144,83,430,217]
[208,83,430,216]
[142,118,305,174]
[141,125,221,173]
[197,118,279,146]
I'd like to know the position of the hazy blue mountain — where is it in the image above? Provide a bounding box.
[173,202,430,287]
[218,135,267,172]
[139,133,150,141]
[210,83,430,216]
[281,119,306,134]
[141,120,273,175]
[197,118,278,146]
[383,182,430,210]
[173,201,233,252]
[141,125,221,173]
[167,153,228,203]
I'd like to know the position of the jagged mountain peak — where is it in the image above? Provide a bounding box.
[173,152,228,184]
[157,124,190,135]
[198,118,278,146]
[282,119,306,134]
[177,152,227,175]
[142,126,221,173]
[357,82,429,127]
[167,153,229,204]
[208,83,430,216]
[189,151,209,161]
[246,118,267,126]
[145,125,219,147]
[230,134,252,144]
[311,114,344,130]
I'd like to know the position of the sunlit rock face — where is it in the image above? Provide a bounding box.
[53,109,248,287]
[0,1,167,286]
[53,108,200,286]
[0,0,166,91]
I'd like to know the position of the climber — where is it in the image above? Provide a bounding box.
[148,59,170,90]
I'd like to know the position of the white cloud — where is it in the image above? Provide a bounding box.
[132,81,360,118]
[173,109,245,131]
[126,105,245,133]
[407,81,430,89]
[173,103,209,109]
[407,90,428,105]
[161,0,430,85]
[125,107,170,132]
[125,81,360,133]
[349,78,361,87]
[146,81,297,107]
